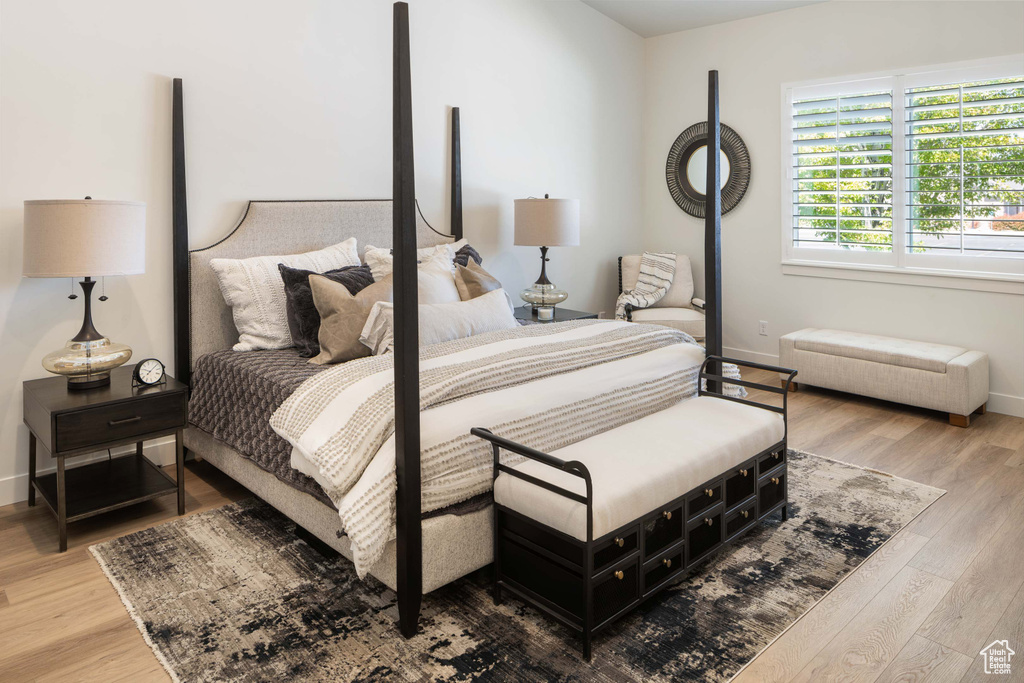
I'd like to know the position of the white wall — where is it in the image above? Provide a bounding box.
[0,0,643,505]
[643,1,1024,416]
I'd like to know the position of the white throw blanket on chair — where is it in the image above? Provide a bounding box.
[616,252,676,320]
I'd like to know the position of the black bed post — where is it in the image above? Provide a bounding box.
[172,77,190,388]
[705,70,723,393]
[393,1,423,638]
[450,106,463,241]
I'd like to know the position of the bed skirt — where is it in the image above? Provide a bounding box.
[184,427,493,593]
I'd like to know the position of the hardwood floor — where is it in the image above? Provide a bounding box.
[0,374,1021,682]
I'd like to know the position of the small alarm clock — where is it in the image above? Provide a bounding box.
[133,358,167,388]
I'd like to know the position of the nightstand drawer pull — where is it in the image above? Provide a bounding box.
[108,416,141,427]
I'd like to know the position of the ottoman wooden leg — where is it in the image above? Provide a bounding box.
[974,403,987,415]
[949,413,970,428]
[782,380,798,392]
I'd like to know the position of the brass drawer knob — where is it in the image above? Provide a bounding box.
[662,558,672,569]
[662,510,672,520]
[704,517,714,527]
[614,570,624,580]
[741,510,749,519]
[614,537,624,548]
[771,477,781,485]
[705,488,714,498]
[773,452,781,460]
[739,469,748,477]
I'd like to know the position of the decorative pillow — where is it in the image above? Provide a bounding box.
[454,260,502,301]
[210,238,360,351]
[453,241,483,267]
[309,274,394,365]
[417,254,462,304]
[363,243,454,280]
[279,263,374,358]
[360,288,518,355]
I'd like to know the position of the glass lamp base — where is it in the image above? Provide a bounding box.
[42,337,132,391]
[520,282,569,309]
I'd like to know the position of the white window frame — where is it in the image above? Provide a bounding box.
[781,55,1024,294]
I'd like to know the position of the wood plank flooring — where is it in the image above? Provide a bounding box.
[1,373,1021,682]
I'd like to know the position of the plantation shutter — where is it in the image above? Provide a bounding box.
[792,90,894,251]
[906,78,1024,256]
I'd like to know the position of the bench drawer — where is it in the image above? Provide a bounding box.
[594,558,639,625]
[758,469,787,518]
[594,527,638,574]
[757,448,785,476]
[643,545,684,595]
[686,479,722,519]
[643,503,683,558]
[725,498,757,541]
[724,459,756,509]
[686,504,724,565]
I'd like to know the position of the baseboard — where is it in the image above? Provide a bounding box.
[987,393,1024,418]
[722,346,1024,419]
[0,436,178,508]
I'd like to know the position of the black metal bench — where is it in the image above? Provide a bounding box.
[471,355,797,660]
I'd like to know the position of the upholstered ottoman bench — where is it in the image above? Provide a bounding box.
[779,328,989,427]
[472,356,797,660]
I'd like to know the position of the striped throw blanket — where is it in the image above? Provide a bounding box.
[271,320,742,575]
[616,252,676,320]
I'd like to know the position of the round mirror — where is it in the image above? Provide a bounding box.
[685,146,731,195]
[666,122,751,218]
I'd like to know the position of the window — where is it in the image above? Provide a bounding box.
[793,91,893,253]
[782,57,1024,284]
[906,79,1024,257]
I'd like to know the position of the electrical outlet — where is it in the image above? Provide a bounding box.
[758,320,768,336]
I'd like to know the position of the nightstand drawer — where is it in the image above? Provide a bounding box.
[55,393,186,452]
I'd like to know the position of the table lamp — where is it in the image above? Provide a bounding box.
[23,198,146,390]
[514,195,580,318]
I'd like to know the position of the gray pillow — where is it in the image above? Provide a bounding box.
[279,263,374,357]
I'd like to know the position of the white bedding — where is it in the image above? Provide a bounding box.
[271,320,741,575]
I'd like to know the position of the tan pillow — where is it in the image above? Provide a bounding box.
[454,260,502,301]
[310,273,393,365]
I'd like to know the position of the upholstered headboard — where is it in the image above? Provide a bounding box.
[187,199,453,369]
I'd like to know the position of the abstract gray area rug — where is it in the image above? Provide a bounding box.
[91,451,942,683]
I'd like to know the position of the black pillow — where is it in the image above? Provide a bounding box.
[279,263,375,357]
[454,243,483,268]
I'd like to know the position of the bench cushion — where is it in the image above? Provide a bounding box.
[493,396,784,542]
[789,328,966,374]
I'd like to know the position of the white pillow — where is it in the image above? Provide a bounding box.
[363,243,455,280]
[417,253,461,304]
[210,238,360,351]
[360,288,518,355]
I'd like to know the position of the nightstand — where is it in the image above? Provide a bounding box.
[513,306,599,324]
[22,364,188,551]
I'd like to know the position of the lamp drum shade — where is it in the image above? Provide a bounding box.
[23,199,146,277]
[514,198,580,247]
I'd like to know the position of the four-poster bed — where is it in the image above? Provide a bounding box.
[172,1,728,639]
